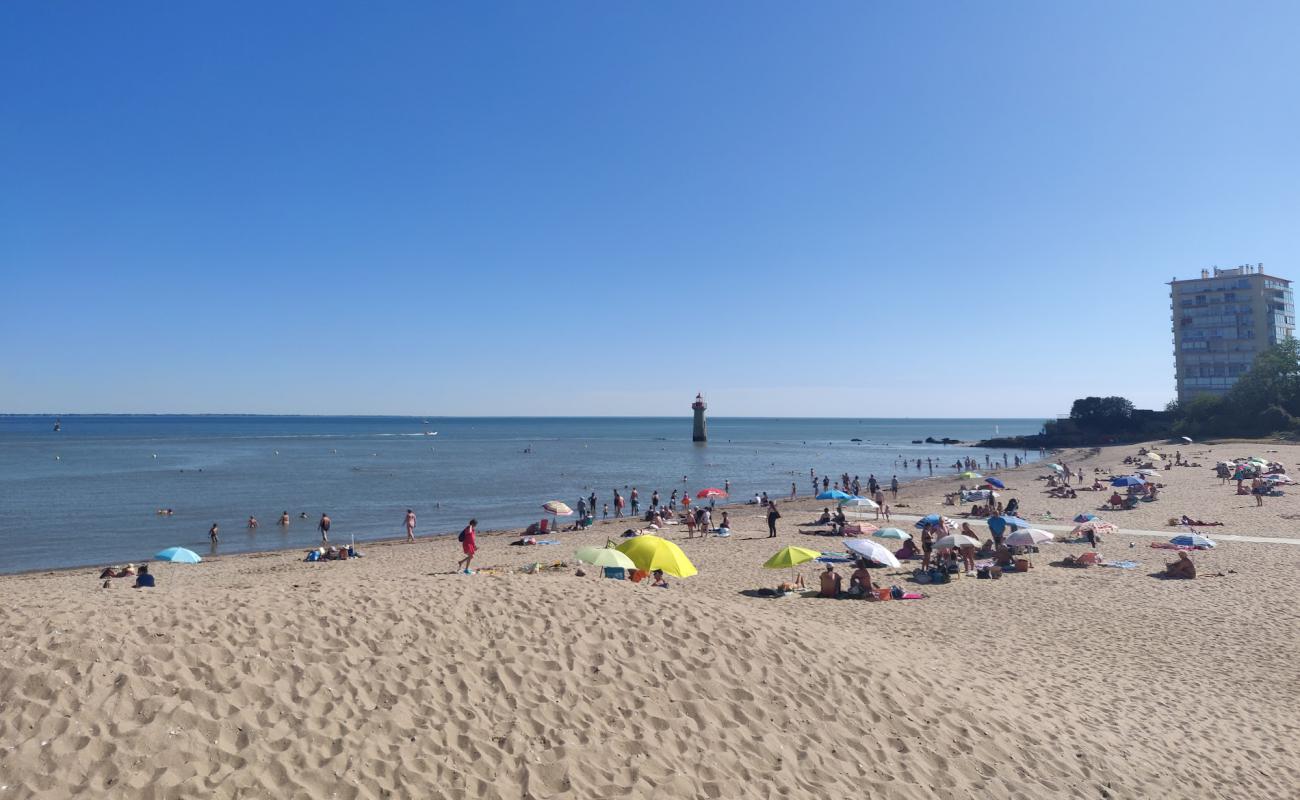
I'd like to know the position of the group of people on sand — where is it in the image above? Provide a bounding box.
[98,563,154,588]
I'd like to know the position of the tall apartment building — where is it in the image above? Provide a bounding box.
[1170,264,1295,403]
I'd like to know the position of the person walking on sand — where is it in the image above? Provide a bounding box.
[404,508,417,542]
[767,501,781,538]
[890,475,899,498]
[209,522,220,545]
[614,490,624,518]
[318,513,331,543]
[457,518,477,574]
[874,488,886,519]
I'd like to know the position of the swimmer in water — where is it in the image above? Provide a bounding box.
[248,515,258,529]
[279,511,290,526]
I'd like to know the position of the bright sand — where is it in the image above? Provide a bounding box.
[2,440,1299,798]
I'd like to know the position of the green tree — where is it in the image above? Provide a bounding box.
[1069,396,1136,432]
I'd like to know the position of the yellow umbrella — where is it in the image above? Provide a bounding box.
[763,546,822,569]
[615,534,698,578]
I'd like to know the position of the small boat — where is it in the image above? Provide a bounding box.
[53,417,61,432]
[850,438,862,442]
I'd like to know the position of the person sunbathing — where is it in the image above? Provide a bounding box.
[778,574,806,592]
[994,544,1014,569]
[819,564,843,598]
[1165,552,1196,579]
[848,561,875,598]
[1179,515,1223,526]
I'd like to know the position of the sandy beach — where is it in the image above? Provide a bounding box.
[3,440,1300,798]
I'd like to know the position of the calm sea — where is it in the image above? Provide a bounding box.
[0,415,1044,573]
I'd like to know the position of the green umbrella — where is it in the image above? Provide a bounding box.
[576,546,637,570]
[873,527,909,540]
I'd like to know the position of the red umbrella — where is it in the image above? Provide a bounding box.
[696,488,727,499]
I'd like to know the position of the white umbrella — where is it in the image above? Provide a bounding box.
[1181,436,1193,443]
[933,534,979,550]
[844,539,902,568]
[1005,528,1053,546]
[1135,469,1162,477]
[1048,463,1065,472]
[840,496,879,509]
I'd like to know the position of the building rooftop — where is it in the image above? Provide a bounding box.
[1169,264,1290,286]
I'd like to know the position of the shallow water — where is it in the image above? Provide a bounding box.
[0,415,1043,573]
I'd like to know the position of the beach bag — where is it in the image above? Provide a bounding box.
[458,528,466,543]
[977,566,990,579]
[305,550,320,562]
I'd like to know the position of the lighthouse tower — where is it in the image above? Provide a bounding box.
[691,393,708,442]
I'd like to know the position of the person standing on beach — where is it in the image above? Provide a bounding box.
[874,488,886,520]
[457,518,477,574]
[890,475,899,498]
[651,490,659,511]
[589,492,597,517]
[404,509,417,542]
[613,490,624,518]
[822,476,830,492]
[766,502,781,538]
[630,488,639,515]
[790,481,797,500]
[318,513,331,543]
[209,522,220,545]
[669,489,677,511]
[602,503,609,519]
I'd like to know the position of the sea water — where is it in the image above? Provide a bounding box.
[0,415,1044,573]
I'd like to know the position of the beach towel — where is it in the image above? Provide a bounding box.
[816,554,855,564]
[1101,560,1140,569]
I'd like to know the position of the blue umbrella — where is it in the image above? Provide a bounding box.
[1111,476,1145,487]
[987,515,1029,536]
[1074,513,1099,523]
[816,490,852,501]
[154,547,202,564]
[1170,534,1216,548]
[984,477,1006,489]
[915,513,944,529]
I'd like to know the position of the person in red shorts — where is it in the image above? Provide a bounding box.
[457,518,478,574]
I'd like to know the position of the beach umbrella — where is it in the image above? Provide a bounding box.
[1146,453,1164,462]
[914,513,944,529]
[575,546,636,570]
[615,535,698,578]
[984,477,1006,489]
[1110,475,1145,487]
[154,547,201,564]
[1073,520,1117,537]
[988,515,1029,535]
[1170,533,1216,549]
[1266,474,1295,484]
[816,489,852,501]
[874,527,909,540]
[844,539,902,568]
[696,488,727,500]
[1073,513,1099,523]
[1135,469,1162,477]
[842,522,878,536]
[1048,463,1065,472]
[542,500,573,530]
[957,471,982,480]
[763,546,822,570]
[839,496,878,509]
[1005,528,1054,546]
[933,534,979,550]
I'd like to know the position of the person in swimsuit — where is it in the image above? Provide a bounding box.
[818,564,842,598]
[209,522,220,545]
[457,518,478,574]
[279,511,290,527]
[766,502,781,538]
[405,509,417,542]
[318,513,331,543]
[921,526,934,570]
[247,515,258,529]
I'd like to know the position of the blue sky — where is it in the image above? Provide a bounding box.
[3,2,1298,417]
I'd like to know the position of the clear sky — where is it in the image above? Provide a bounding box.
[3,2,1298,417]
